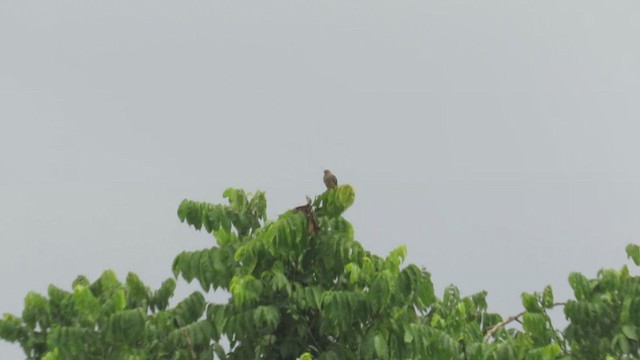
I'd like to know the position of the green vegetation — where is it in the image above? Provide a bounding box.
[2,185,640,359]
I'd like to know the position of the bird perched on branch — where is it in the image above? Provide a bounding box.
[323,169,338,189]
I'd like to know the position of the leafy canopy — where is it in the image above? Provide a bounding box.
[2,185,640,359]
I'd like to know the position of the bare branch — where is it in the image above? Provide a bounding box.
[483,302,566,343]
[483,311,526,343]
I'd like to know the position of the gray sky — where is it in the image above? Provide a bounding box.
[2,1,640,357]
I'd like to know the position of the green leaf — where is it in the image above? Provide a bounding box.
[404,328,414,343]
[522,312,546,337]
[73,286,100,325]
[521,292,541,313]
[173,292,206,327]
[0,313,25,342]
[626,244,640,265]
[42,348,60,360]
[542,285,554,309]
[598,268,621,292]
[106,308,146,345]
[178,199,203,230]
[526,343,561,360]
[541,343,561,358]
[230,275,262,306]
[206,304,227,341]
[151,277,176,311]
[22,291,50,329]
[224,188,248,213]
[304,286,323,310]
[315,184,356,217]
[345,263,361,284]
[622,325,639,341]
[89,269,122,298]
[101,289,126,316]
[385,245,407,269]
[47,326,87,356]
[568,272,591,301]
[170,320,215,347]
[253,305,280,331]
[126,272,150,308]
[615,332,631,353]
[72,275,91,290]
[374,334,389,360]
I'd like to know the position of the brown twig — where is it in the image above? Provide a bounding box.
[483,302,566,343]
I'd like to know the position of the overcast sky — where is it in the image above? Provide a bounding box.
[2,0,640,357]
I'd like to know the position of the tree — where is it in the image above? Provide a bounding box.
[172,186,441,359]
[3,185,640,359]
[0,270,220,359]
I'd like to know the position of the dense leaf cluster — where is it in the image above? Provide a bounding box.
[3,186,640,359]
[0,270,222,359]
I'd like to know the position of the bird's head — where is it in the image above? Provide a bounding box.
[324,169,331,175]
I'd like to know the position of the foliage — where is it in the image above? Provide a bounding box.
[172,186,443,359]
[3,185,640,359]
[0,270,219,359]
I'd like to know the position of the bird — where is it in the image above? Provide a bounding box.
[323,169,338,189]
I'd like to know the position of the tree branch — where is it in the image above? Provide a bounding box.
[483,302,566,343]
[293,201,319,234]
[483,311,525,343]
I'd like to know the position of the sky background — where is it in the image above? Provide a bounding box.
[2,0,640,357]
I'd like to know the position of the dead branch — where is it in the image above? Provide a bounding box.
[293,201,319,234]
